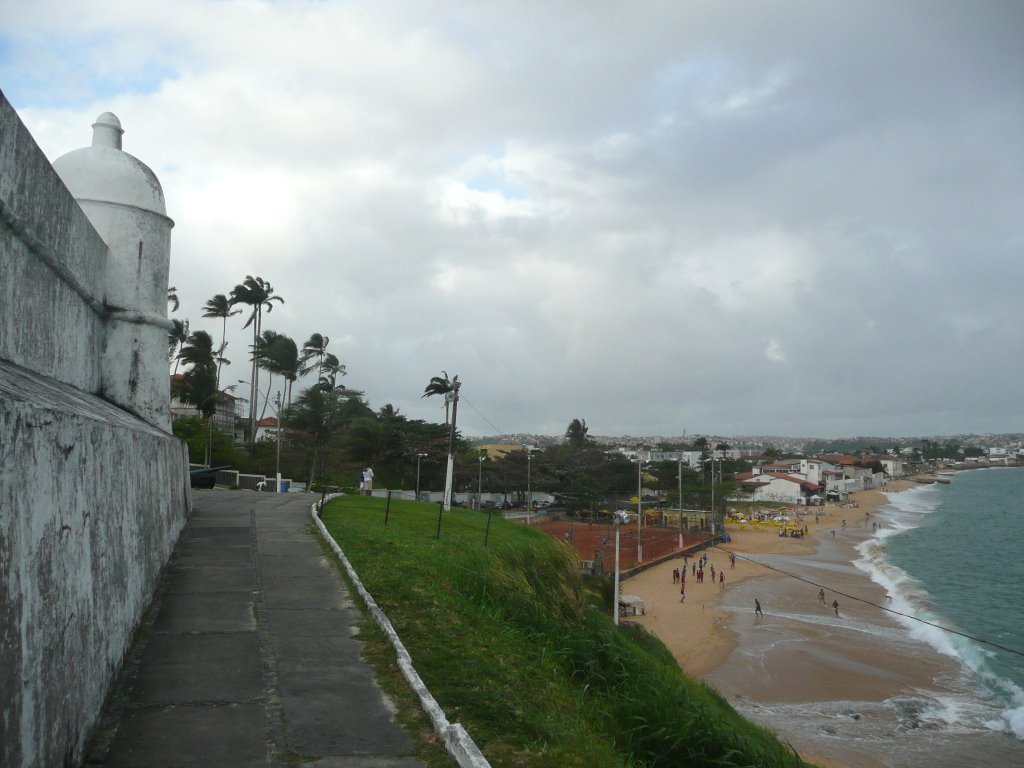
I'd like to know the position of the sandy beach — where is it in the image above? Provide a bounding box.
[624,480,989,768]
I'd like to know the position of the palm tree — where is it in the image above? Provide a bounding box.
[229,276,284,450]
[287,383,349,490]
[167,286,180,312]
[422,371,456,425]
[202,294,241,388]
[299,333,330,381]
[318,353,346,391]
[174,330,220,465]
[168,319,189,374]
[256,330,300,413]
[422,371,460,511]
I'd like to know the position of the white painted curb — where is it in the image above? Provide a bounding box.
[312,496,492,768]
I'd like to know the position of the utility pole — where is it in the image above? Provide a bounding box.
[415,452,428,501]
[442,379,461,512]
[636,453,644,563]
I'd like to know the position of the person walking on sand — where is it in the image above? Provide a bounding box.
[730,553,736,569]
[719,571,724,586]
[832,599,840,616]
[680,582,686,602]
[818,588,826,604]
[755,599,763,617]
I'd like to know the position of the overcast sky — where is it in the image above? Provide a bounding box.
[4,1,1023,439]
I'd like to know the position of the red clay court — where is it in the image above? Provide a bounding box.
[529,518,713,570]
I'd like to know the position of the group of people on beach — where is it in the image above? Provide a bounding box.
[673,551,732,603]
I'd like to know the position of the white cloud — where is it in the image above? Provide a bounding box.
[765,338,786,363]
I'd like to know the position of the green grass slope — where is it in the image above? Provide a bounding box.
[322,495,809,768]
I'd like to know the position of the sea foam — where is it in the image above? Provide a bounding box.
[855,483,1024,740]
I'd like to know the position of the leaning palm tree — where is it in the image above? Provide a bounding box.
[287,383,349,490]
[299,333,330,381]
[317,352,346,391]
[174,330,220,465]
[168,318,189,374]
[229,276,284,450]
[202,293,241,388]
[422,371,456,425]
[256,330,300,413]
[422,371,460,511]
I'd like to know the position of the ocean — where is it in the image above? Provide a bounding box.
[704,469,1024,767]
[858,467,1024,741]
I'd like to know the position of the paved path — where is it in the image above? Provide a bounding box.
[86,490,426,768]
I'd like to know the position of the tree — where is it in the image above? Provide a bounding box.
[229,276,284,450]
[286,384,352,489]
[318,353,346,391]
[299,333,331,381]
[173,330,220,465]
[168,318,189,374]
[256,330,300,411]
[167,286,180,312]
[565,418,590,446]
[202,293,241,388]
[423,371,456,425]
[422,371,460,511]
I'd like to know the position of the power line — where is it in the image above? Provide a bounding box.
[713,545,1024,659]
[458,395,505,436]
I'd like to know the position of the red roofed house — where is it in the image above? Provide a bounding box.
[738,472,824,505]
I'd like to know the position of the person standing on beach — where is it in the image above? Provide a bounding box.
[719,571,724,586]
[831,599,840,616]
[730,553,736,569]
[755,599,763,617]
[818,588,826,604]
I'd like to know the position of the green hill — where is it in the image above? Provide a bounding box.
[321,495,810,767]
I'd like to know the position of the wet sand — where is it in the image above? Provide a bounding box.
[624,481,996,768]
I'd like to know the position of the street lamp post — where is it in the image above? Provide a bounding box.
[415,452,428,501]
[678,456,684,547]
[524,445,538,523]
[636,452,646,563]
[274,391,282,493]
[477,449,486,509]
[612,509,629,626]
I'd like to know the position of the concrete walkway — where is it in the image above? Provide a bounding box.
[86,490,426,768]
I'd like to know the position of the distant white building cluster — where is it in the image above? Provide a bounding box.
[735,455,903,506]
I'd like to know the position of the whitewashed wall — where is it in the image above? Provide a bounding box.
[0,91,191,767]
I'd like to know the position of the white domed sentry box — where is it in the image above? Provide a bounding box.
[54,113,175,429]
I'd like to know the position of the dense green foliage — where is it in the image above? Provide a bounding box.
[323,495,808,768]
[171,416,244,467]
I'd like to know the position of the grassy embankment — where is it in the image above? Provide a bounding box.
[321,495,810,768]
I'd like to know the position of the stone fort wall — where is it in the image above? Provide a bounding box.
[0,90,191,766]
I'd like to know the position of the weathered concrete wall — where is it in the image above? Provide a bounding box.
[0,93,107,392]
[0,362,191,767]
[0,91,191,766]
